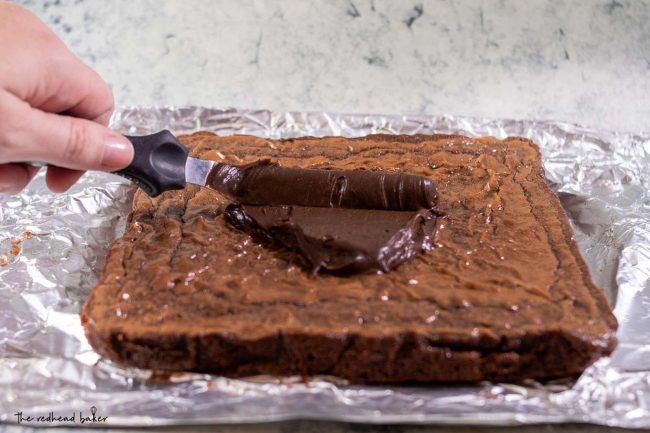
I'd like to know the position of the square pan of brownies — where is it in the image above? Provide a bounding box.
[82,133,617,383]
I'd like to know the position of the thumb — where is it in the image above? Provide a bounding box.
[1,94,133,171]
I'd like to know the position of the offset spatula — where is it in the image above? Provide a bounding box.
[116,130,214,197]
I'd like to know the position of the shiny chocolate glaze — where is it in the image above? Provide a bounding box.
[211,160,439,274]
[225,204,438,274]
[206,160,437,211]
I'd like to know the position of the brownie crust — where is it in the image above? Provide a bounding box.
[82,133,617,383]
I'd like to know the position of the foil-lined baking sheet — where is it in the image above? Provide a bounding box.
[1,107,649,428]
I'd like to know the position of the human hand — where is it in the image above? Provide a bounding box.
[0,2,133,194]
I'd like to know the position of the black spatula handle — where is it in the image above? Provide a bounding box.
[114,130,189,197]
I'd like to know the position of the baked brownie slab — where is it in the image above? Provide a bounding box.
[81,133,617,383]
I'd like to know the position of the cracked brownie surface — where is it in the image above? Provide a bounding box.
[82,133,617,383]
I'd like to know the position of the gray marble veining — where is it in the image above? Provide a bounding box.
[14,0,650,133]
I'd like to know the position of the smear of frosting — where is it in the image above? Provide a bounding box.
[225,204,438,274]
[207,160,437,211]
[214,161,439,275]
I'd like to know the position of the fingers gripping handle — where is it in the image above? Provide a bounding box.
[114,130,189,197]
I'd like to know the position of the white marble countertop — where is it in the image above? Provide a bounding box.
[5,0,650,432]
[16,0,650,134]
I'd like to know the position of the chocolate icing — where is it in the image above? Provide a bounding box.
[211,161,438,274]
[207,160,437,211]
[225,204,437,274]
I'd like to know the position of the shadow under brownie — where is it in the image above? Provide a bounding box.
[81,133,617,383]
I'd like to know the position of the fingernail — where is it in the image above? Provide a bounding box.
[101,135,133,169]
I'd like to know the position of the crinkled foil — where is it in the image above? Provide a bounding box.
[1,107,649,428]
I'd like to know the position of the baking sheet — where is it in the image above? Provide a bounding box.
[0,107,648,428]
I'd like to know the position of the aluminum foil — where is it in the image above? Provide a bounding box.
[1,107,649,428]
